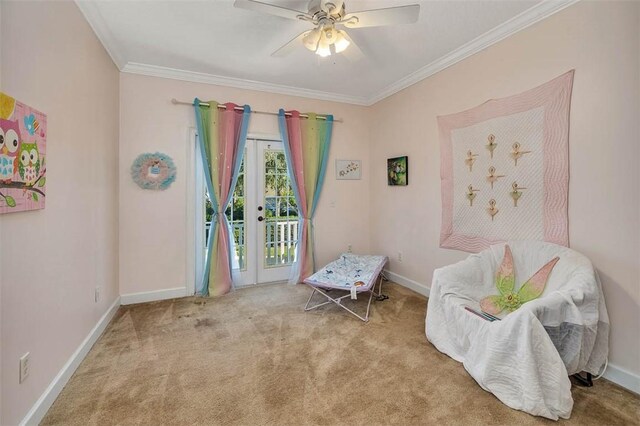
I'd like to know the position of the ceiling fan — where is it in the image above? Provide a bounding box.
[234,0,420,59]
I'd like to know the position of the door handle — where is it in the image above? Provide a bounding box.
[258,216,264,222]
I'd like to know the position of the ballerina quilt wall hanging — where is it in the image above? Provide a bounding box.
[437,71,574,252]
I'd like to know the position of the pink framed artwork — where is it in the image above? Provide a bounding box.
[438,70,574,252]
[0,92,47,214]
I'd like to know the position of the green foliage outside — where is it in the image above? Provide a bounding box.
[204,151,299,261]
[205,151,298,222]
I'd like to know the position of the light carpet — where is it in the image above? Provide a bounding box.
[42,282,639,425]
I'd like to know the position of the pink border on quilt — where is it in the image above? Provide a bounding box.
[438,70,574,253]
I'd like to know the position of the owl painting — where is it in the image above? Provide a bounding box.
[0,118,21,183]
[19,142,40,186]
[0,93,47,214]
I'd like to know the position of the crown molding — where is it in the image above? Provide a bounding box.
[366,0,581,105]
[121,62,370,106]
[75,0,126,70]
[78,0,579,107]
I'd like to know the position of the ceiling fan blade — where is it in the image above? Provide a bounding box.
[271,31,309,57]
[339,4,420,28]
[340,32,364,62]
[234,0,312,21]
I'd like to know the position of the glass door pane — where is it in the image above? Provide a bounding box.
[257,141,296,283]
[200,140,293,286]
[204,154,247,271]
[263,149,298,268]
[224,157,246,270]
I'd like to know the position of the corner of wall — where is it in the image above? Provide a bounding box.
[1,1,123,424]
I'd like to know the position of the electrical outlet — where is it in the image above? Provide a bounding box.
[95,286,102,303]
[397,251,403,262]
[19,352,30,383]
[347,244,352,253]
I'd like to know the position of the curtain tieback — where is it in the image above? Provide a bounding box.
[211,210,227,221]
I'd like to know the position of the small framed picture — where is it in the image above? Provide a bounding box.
[387,156,408,186]
[336,159,361,180]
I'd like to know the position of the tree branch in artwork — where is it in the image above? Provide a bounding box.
[0,168,47,207]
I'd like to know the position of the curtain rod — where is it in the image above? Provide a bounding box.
[171,99,343,123]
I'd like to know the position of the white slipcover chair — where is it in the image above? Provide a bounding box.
[426,241,609,420]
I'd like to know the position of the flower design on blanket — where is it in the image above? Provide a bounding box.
[480,245,560,315]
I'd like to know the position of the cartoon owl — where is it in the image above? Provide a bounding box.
[18,142,40,186]
[0,118,21,183]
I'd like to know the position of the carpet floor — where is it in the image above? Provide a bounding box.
[42,282,639,425]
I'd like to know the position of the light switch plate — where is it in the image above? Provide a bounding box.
[19,352,30,383]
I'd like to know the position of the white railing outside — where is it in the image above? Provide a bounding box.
[265,220,298,266]
[205,220,298,268]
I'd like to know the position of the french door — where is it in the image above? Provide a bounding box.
[202,138,299,286]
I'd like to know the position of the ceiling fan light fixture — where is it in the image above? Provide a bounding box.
[311,26,349,56]
[237,0,421,59]
[324,28,336,43]
[333,30,350,53]
[302,28,321,51]
[315,40,332,57]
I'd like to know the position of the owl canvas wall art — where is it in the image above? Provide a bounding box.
[19,142,41,186]
[0,92,47,214]
[0,118,21,183]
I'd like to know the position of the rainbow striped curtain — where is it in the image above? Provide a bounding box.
[278,110,333,283]
[194,99,251,296]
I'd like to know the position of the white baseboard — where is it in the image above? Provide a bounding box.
[20,296,121,426]
[120,287,188,305]
[602,363,640,395]
[384,270,430,297]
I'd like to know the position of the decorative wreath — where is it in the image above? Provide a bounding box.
[131,152,176,190]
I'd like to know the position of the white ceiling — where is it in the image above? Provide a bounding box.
[77,0,577,105]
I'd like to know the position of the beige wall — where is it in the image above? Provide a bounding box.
[0,2,120,424]
[1,2,638,422]
[119,73,371,296]
[369,0,640,378]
